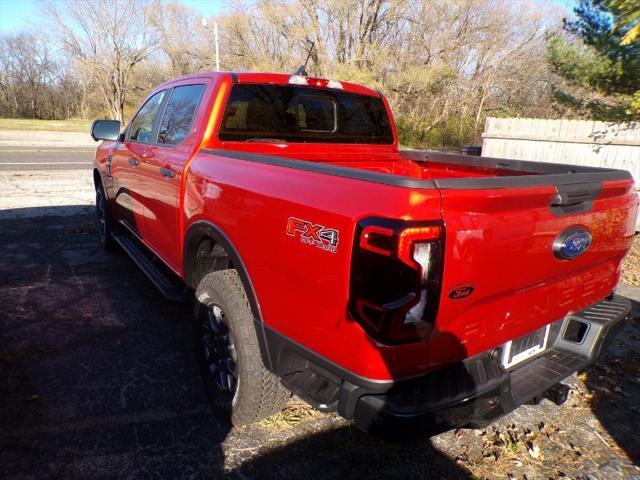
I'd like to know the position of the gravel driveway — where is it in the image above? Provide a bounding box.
[1,171,639,479]
[0,170,94,215]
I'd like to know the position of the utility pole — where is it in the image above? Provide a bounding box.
[214,22,220,72]
[202,18,220,71]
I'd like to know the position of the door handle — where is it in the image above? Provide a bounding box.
[159,167,175,178]
[128,158,139,167]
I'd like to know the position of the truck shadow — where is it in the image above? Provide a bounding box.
[580,297,640,465]
[227,425,472,479]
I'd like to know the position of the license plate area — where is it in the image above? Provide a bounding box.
[500,325,550,369]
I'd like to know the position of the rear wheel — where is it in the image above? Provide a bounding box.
[194,269,290,425]
[95,181,115,251]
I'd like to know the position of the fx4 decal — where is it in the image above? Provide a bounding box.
[286,217,339,253]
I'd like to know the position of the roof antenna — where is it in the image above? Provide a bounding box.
[293,41,315,76]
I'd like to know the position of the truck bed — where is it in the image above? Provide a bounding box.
[205,147,631,190]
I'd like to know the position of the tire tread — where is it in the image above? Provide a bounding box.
[196,269,290,425]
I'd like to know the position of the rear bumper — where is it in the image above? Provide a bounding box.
[258,294,631,433]
[347,295,631,432]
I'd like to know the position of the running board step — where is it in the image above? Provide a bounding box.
[112,231,188,302]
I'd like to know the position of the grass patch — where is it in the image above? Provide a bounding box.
[0,118,92,132]
[259,401,323,429]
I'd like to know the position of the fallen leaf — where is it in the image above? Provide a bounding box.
[527,442,541,459]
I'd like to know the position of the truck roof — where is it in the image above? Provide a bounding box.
[159,71,381,98]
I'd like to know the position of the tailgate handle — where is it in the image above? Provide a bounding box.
[550,182,601,215]
[550,191,592,207]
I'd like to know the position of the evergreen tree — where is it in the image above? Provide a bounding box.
[546,0,640,120]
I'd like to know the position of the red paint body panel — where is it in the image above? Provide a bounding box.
[232,72,382,98]
[436,180,636,359]
[95,71,637,381]
[184,154,444,379]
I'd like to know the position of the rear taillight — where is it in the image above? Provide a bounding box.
[348,218,444,344]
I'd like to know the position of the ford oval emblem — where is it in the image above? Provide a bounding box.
[553,227,592,260]
[449,285,474,300]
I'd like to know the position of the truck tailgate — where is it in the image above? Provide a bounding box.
[435,178,637,357]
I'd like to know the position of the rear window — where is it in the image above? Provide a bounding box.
[219,84,393,144]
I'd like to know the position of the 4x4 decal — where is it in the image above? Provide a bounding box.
[286,217,339,253]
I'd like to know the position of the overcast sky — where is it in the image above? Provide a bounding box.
[0,0,577,35]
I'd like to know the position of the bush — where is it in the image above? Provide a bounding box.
[395,114,480,150]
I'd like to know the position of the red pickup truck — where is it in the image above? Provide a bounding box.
[91,71,636,433]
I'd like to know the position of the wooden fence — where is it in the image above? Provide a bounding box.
[481,117,640,228]
[481,117,640,180]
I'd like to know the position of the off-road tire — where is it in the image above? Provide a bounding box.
[95,181,115,251]
[194,269,290,425]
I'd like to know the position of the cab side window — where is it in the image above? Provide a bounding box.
[158,84,206,145]
[128,90,166,143]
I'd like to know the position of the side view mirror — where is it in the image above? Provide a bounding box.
[91,119,121,142]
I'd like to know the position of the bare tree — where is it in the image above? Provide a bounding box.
[45,0,160,122]
[2,0,564,148]
[150,2,215,77]
[0,33,63,119]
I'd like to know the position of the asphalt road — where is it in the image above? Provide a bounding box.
[0,146,95,171]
